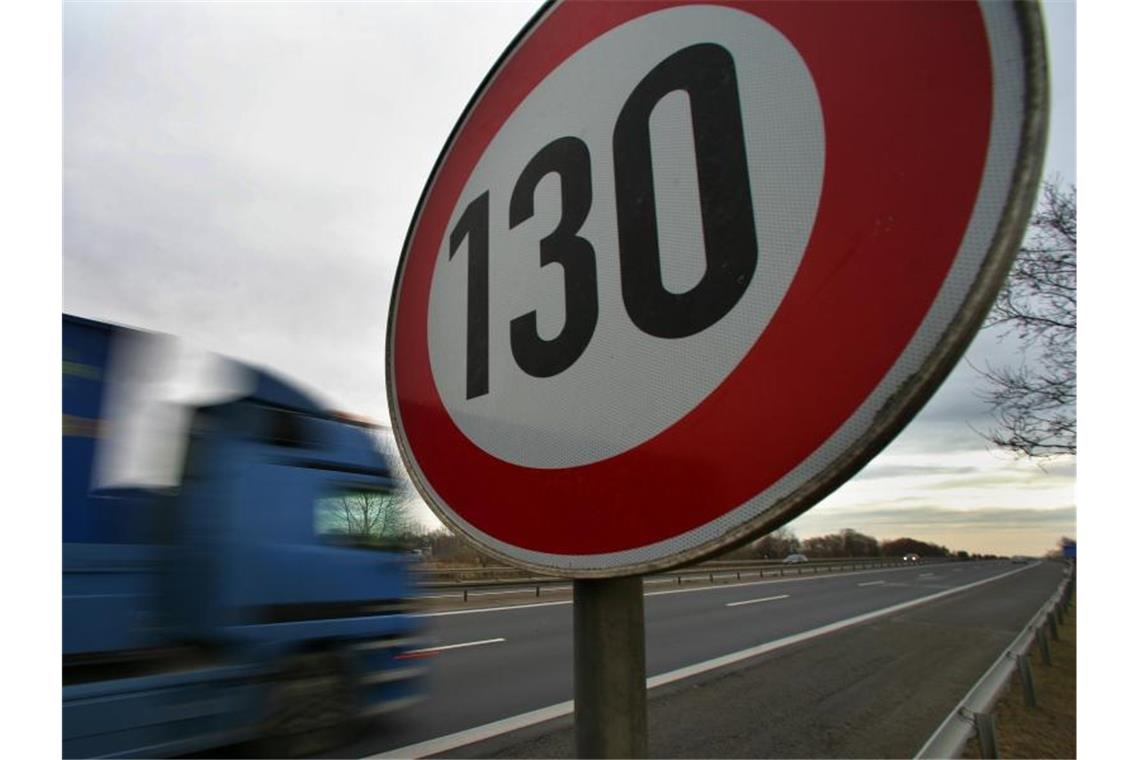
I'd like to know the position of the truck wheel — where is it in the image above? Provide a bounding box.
[258,652,355,758]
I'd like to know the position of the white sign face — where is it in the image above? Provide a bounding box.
[388,0,1048,577]
[427,6,824,468]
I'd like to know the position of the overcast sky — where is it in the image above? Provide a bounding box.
[62,0,1077,557]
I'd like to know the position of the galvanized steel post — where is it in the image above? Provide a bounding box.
[1036,625,1053,666]
[975,711,999,759]
[574,576,648,758]
[1016,653,1037,708]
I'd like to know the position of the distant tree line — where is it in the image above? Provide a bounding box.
[406,524,1020,565]
[333,512,1022,566]
[722,527,993,562]
[347,520,1032,567]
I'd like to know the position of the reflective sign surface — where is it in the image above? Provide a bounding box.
[388,0,1048,575]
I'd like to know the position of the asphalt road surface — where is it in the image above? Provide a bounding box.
[336,560,1065,758]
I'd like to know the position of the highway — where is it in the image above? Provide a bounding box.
[338,560,1066,758]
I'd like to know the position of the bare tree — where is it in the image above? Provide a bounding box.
[749,527,800,559]
[880,537,950,558]
[979,179,1076,458]
[327,488,412,542]
[1045,535,1076,561]
[839,528,880,558]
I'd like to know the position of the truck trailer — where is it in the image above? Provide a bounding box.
[62,314,427,757]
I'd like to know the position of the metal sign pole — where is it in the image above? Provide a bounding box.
[574,576,648,758]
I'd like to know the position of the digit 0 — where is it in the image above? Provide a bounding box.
[613,43,757,339]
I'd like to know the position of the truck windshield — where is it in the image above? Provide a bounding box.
[315,487,416,551]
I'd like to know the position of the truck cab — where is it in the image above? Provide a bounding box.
[63,315,427,758]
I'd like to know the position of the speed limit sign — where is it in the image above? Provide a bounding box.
[387,0,1047,576]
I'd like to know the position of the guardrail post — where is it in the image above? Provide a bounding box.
[463,589,468,602]
[1036,626,1052,666]
[1055,599,1065,625]
[975,711,999,759]
[536,584,541,597]
[1016,654,1037,708]
[1047,610,1059,641]
[709,573,714,584]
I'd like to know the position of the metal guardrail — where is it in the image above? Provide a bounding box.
[413,557,937,602]
[914,563,1075,759]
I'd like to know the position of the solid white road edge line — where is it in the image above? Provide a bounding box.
[406,638,506,655]
[371,564,1034,759]
[858,580,886,587]
[725,594,790,607]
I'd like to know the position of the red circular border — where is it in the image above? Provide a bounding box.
[392,0,992,556]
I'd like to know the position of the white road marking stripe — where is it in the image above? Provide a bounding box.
[415,564,959,617]
[725,594,790,607]
[416,600,572,618]
[919,573,935,578]
[414,565,984,619]
[371,564,1034,759]
[646,565,913,598]
[416,576,809,616]
[858,580,886,587]
[406,638,506,655]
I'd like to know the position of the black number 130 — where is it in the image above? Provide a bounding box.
[448,43,757,400]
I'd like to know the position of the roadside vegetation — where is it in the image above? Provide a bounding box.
[963,590,1076,759]
[977,179,1076,460]
[408,523,1033,567]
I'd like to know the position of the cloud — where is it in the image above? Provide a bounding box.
[923,471,1072,492]
[831,504,1075,529]
[64,1,542,423]
[855,463,980,481]
[785,501,1075,556]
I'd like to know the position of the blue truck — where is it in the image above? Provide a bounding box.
[63,314,427,758]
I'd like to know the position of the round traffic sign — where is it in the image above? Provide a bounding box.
[387,0,1047,576]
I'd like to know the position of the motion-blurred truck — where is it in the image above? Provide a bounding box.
[63,314,426,758]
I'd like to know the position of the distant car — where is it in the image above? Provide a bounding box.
[902,553,920,563]
[1011,555,1031,564]
[783,553,809,564]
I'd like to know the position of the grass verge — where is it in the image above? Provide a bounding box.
[963,596,1076,759]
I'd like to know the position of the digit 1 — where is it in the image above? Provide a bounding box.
[449,191,490,399]
[613,43,758,339]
